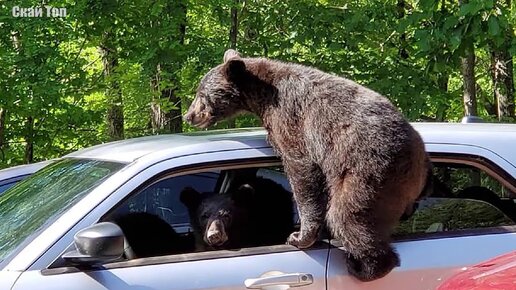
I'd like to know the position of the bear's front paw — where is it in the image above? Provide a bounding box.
[286,231,316,249]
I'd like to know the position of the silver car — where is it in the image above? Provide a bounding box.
[1,123,515,290]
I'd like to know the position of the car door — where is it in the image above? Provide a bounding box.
[327,155,516,290]
[13,159,329,290]
[327,199,516,289]
[15,247,328,290]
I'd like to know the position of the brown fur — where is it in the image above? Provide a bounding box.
[184,50,431,281]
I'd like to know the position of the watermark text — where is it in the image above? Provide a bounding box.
[12,6,67,18]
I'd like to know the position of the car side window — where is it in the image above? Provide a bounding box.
[395,162,516,238]
[395,198,514,237]
[111,171,221,232]
[105,165,298,259]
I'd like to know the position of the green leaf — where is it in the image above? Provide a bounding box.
[488,16,500,36]
[459,2,482,17]
[449,34,462,51]
[443,16,459,31]
[419,0,437,10]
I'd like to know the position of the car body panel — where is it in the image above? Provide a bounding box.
[64,123,516,170]
[14,248,328,290]
[328,232,516,290]
[0,271,22,290]
[65,128,268,163]
[412,123,516,169]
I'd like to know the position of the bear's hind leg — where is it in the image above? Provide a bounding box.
[285,162,327,249]
[326,178,400,282]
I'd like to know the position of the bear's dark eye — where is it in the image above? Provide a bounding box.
[201,213,210,220]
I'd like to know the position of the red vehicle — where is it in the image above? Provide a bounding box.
[437,251,516,290]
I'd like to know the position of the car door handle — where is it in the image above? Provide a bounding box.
[244,273,313,288]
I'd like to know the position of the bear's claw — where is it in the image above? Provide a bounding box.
[286,231,316,249]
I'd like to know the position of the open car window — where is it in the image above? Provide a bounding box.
[110,171,221,234]
[395,198,515,237]
[395,160,516,239]
[103,164,299,261]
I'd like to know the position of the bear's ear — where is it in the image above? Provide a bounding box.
[223,49,241,63]
[232,184,255,205]
[223,59,247,82]
[180,187,202,209]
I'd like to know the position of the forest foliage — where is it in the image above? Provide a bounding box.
[1,0,515,168]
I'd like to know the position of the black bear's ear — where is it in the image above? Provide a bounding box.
[223,59,247,82]
[223,49,241,63]
[180,187,202,209]
[232,184,255,205]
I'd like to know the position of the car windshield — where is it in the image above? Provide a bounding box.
[0,158,125,264]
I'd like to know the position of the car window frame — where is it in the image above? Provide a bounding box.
[43,156,331,274]
[430,153,516,194]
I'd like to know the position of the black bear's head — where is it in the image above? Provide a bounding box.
[180,184,255,249]
[183,49,249,129]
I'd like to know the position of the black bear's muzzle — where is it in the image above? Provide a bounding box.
[205,219,228,246]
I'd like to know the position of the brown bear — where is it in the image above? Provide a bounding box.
[183,50,431,281]
[180,177,295,250]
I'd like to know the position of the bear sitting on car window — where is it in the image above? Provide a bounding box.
[180,177,294,251]
[113,212,195,258]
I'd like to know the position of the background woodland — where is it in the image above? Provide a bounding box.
[1,0,515,168]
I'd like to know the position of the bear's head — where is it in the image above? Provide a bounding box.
[180,184,255,249]
[183,49,248,128]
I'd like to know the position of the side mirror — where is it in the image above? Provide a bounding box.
[62,222,125,266]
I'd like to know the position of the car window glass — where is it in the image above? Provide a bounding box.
[395,198,515,237]
[431,163,516,221]
[0,159,124,265]
[394,161,516,238]
[433,163,514,198]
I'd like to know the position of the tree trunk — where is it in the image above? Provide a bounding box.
[150,73,162,134]
[99,31,124,140]
[461,43,478,116]
[24,116,34,164]
[226,0,239,129]
[0,108,5,161]
[163,88,183,133]
[397,0,409,59]
[491,49,515,120]
[490,0,515,121]
[150,1,186,134]
[436,75,449,121]
[0,108,5,149]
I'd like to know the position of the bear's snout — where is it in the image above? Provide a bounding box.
[183,102,213,128]
[205,219,228,246]
[183,111,195,123]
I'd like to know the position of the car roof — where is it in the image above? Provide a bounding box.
[412,122,516,164]
[64,123,516,165]
[64,127,268,163]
